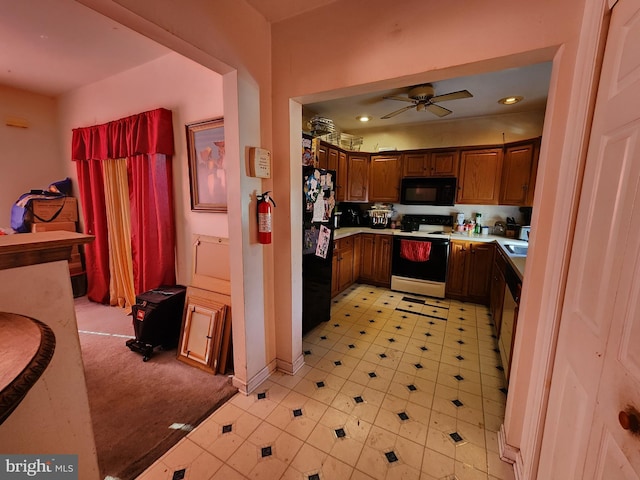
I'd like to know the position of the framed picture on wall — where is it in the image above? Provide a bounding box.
[186,117,226,212]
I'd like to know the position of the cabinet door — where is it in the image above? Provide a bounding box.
[352,234,362,280]
[331,241,340,298]
[500,142,536,205]
[347,154,369,202]
[338,244,354,291]
[359,234,376,283]
[178,300,228,373]
[336,150,348,202]
[431,149,459,177]
[374,235,392,286]
[446,241,468,297]
[369,155,402,202]
[327,147,339,172]
[466,242,495,304]
[317,143,328,170]
[490,260,506,335]
[457,148,503,204]
[402,153,429,177]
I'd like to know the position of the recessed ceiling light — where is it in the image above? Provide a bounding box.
[356,115,371,122]
[498,96,523,105]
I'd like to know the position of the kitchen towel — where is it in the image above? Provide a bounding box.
[400,239,431,262]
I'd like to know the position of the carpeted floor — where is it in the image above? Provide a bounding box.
[75,296,238,480]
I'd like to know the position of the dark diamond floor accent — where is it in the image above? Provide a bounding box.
[397,412,409,421]
[345,313,350,317]
[335,428,346,438]
[420,346,428,351]
[379,353,387,359]
[348,344,355,349]
[334,323,340,327]
[304,350,312,355]
[369,319,375,323]
[354,396,364,404]
[414,363,423,369]
[385,451,399,463]
[320,335,327,340]
[222,424,233,433]
[368,372,377,378]
[449,432,464,443]
[293,408,303,417]
[316,381,325,388]
[454,374,464,381]
[388,338,396,343]
[308,474,320,480]
[457,340,465,345]
[384,302,389,305]
[257,392,267,400]
[355,305,360,308]
[452,399,463,407]
[172,469,186,480]
[407,384,417,391]
[395,325,402,330]
[360,330,366,335]
[424,332,432,337]
[456,355,465,361]
[458,327,465,332]
[261,446,272,457]
[334,360,342,366]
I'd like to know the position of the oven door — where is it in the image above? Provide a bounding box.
[391,236,449,282]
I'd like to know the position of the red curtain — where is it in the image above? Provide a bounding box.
[72,108,176,303]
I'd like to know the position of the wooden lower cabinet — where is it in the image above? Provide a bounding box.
[446,240,495,304]
[332,236,356,297]
[359,233,392,287]
[489,250,507,335]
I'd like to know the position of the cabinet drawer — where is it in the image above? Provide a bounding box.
[340,236,354,249]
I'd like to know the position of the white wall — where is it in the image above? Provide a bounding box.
[0,86,64,228]
[57,52,224,285]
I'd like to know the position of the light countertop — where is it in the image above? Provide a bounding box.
[333,227,527,279]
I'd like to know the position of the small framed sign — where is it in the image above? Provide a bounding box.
[249,147,271,178]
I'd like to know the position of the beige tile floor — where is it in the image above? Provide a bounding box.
[136,284,516,480]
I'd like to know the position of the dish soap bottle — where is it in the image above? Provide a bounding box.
[474,213,482,234]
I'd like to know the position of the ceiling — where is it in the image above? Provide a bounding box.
[1,0,551,133]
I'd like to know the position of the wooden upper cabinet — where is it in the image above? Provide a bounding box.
[457,148,504,204]
[369,155,402,202]
[403,153,430,177]
[317,143,328,170]
[500,140,540,206]
[431,149,459,177]
[347,153,369,202]
[336,150,348,202]
[402,149,458,177]
[327,147,339,172]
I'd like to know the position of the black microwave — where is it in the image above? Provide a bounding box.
[400,177,457,206]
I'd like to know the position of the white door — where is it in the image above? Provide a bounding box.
[538,0,640,477]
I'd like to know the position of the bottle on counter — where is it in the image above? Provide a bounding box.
[474,213,482,234]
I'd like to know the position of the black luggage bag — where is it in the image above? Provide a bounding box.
[126,285,187,361]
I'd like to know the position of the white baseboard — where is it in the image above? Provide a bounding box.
[276,353,305,376]
[499,423,523,479]
[231,360,276,395]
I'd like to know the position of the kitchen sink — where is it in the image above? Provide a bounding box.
[505,244,529,256]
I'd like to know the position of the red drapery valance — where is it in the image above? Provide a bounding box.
[72,108,174,162]
[72,108,176,303]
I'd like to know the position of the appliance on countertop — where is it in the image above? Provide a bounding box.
[518,226,531,241]
[368,203,395,229]
[339,203,363,227]
[392,214,454,298]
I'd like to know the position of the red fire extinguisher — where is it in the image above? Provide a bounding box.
[257,191,276,244]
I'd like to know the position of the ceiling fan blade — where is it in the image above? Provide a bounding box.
[430,89,473,103]
[426,103,452,117]
[381,104,416,119]
[382,95,416,103]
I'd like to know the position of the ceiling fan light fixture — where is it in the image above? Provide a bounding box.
[498,96,523,105]
[356,115,371,122]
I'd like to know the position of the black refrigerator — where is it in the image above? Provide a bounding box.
[302,165,336,335]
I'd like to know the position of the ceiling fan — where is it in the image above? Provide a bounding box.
[381,84,473,119]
